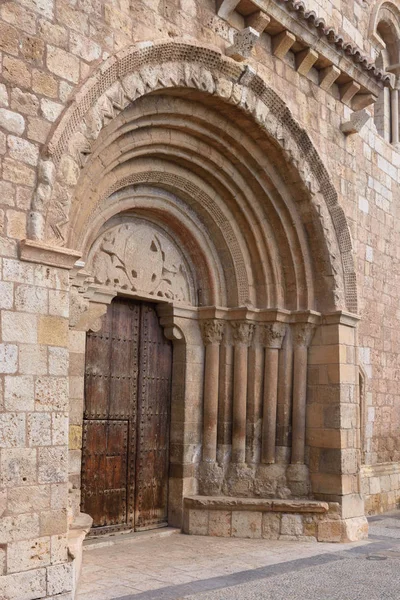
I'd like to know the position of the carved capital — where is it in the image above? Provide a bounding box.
[201,319,224,345]
[259,322,286,349]
[291,323,316,348]
[231,321,255,346]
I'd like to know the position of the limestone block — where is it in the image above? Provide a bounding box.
[15,284,48,313]
[0,513,40,543]
[262,513,280,539]
[0,413,25,448]
[38,447,68,484]
[34,265,69,291]
[7,136,39,167]
[2,312,37,343]
[35,376,68,411]
[27,413,51,446]
[340,109,370,135]
[68,330,86,354]
[70,32,101,62]
[32,70,58,98]
[49,347,69,376]
[0,108,25,134]
[272,31,296,59]
[232,511,262,538]
[317,519,343,542]
[38,316,68,346]
[342,516,369,542]
[3,258,34,284]
[69,425,82,450]
[49,290,69,318]
[0,344,18,374]
[226,27,260,61]
[1,447,37,486]
[0,568,46,600]
[47,45,80,83]
[0,282,13,309]
[47,562,73,595]
[6,209,27,239]
[8,485,51,514]
[319,65,340,91]
[7,537,50,573]
[209,510,232,537]
[296,48,318,76]
[3,158,35,187]
[50,534,69,564]
[52,413,69,445]
[40,509,68,537]
[51,483,69,510]
[4,375,34,411]
[280,514,303,536]
[19,344,47,375]
[187,509,208,535]
[11,88,39,117]
[41,99,63,123]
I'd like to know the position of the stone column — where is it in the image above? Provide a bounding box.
[276,327,293,460]
[291,323,315,465]
[201,320,224,463]
[217,325,234,464]
[246,326,264,464]
[391,86,399,145]
[260,323,286,464]
[231,321,254,463]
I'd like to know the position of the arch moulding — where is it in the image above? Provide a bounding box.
[24,38,357,314]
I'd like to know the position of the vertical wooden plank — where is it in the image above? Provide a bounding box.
[84,310,112,419]
[135,302,172,529]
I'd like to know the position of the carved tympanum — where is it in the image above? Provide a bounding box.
[88,221,192,303]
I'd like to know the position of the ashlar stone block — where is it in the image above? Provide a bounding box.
[232,511,262,538]
[7,537,50,573]
[0,568,46,600]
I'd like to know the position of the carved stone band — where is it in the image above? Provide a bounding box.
[201,320,224,345]
[259,322,286,349]
[291,323,316,348]
[231,321,255,346]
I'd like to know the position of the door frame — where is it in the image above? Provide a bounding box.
[69,286,203,531]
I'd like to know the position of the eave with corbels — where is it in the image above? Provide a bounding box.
[217,0,391,121]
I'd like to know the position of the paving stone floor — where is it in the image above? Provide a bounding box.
[77,512,400,600]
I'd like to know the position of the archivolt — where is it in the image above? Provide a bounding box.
[31,39,357,313]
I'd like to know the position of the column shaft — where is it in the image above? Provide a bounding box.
[232,343,248,463]
[276,331,293,448]
[202,343,220,462]
[246,345,263,464]
[261,347,279,463]
[391,88,399,145]
[291,344,308,464]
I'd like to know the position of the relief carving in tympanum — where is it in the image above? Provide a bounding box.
[88,221,192,303]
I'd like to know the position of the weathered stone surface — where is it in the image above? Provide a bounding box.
[0,108,25,134]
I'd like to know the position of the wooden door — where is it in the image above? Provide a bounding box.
[81,298,172,533]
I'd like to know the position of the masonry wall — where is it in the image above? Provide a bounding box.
[0,0,399,596]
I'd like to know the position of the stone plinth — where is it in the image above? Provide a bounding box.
[183,496,368,542]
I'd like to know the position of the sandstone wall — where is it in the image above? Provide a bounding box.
[0,0,399,596]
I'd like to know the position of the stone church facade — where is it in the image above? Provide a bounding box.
[0,0,400,598]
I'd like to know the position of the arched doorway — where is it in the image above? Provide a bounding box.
[81,297,173,534]
[23,39,366,543]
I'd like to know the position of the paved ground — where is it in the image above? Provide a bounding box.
[78,512,400,600]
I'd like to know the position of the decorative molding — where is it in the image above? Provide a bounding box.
[28,40,358,313]
[20,239,81,269]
